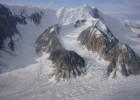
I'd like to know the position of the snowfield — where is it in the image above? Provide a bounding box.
[0,5,140,100]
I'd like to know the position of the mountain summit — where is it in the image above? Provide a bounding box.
[56,4,100,24]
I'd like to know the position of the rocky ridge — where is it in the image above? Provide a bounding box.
[36,24,86,80]
[78,20,140,78]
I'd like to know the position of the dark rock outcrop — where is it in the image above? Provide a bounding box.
[13,9,27,24]
[36,24,86,79]
[36,24,63,54]
[92,8,99,18]
[0,4,43,51]
[29,12,43,24]
[14,15,27,24]
[0,4,18,50]
[78,20,140,78]
[49,49,86,79]
[74,19,86,27]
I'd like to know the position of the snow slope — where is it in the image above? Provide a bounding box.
[0,4,140,100]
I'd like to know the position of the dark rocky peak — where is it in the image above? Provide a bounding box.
[121,44,140,64]
[14,9,27,24]
[115,44,140,76]
[82,4,100,18]
[0,4,19,50]
[91,20,119,49]
[29,11,43,24]
[93,20,115,39]
[78,25,118,60]
[36,24,62,54]
[48,49,86,80]
[9,6,44,25]
[36,24,86,80]
[0,4,12,16]
[42,24,61,36]
[91,8,99,18]
[74,19,86,27]
[20,9,26,16]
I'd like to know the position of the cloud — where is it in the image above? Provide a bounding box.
[110,0,140,6]
[104,11,140,15]
[122,0,140,6]
[46,1,57,9]
[0,0,58,9]
[29,2,57,9]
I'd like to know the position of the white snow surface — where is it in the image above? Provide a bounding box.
[0,5,140,100]
[56,5,95,24]
[96,20,107,34]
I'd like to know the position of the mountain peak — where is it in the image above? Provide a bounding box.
[82,4,91,9]
[56,5,99,24]
[77,4,99,18]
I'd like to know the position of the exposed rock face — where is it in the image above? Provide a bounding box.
[36,24,63,54]
[92,8,99,18]
[78,20,140,78]
[49,49,86,79]
[14,9,27,24]
[36,24,86,79]
[0,4,43,51]
[29,12,43,24]
[74,19,86,27]
[0,4,18,49]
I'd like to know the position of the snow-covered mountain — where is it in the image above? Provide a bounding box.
[0,3,140,100]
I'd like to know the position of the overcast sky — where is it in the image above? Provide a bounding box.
[1,0,140,20]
